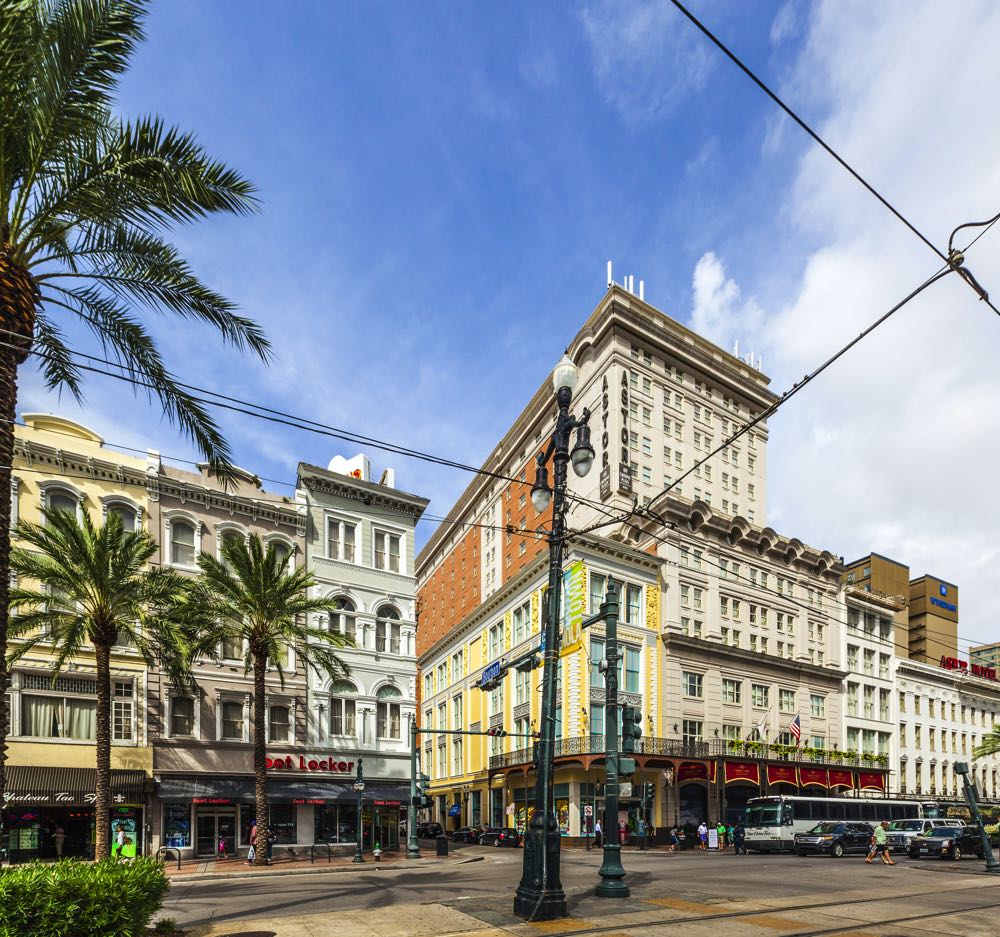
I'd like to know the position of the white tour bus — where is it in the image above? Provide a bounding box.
[744,795,941,852]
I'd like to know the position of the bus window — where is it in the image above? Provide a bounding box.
[845,803,861,820]
[828,802,845,820]
[890,805,907,820]
[812,801,829,821]
[782,805,794,826]
[746,803,782,827]
[861,804,878,821]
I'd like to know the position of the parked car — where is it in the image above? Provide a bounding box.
[478,827,522,847]
[794,821,873,858]
[451,826,484,843]
[908,825,984,861]
[416,822,444,839]
[885,818,961,853]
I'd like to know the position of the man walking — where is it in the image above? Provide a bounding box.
[733,821,746,855]
[594,819,603,849]
[867,821,895,865]
[697,820,708,850]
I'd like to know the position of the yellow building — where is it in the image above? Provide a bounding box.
[7,414,152,861]
[418,536,661,839]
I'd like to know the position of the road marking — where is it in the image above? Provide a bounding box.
[748,915,811,931]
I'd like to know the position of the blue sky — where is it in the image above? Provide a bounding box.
[21,2,1000,645]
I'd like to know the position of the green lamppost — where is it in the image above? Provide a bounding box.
[407,716,421,859]
[955,761,1000,872]
[352,759,365,864]
[513,353,595,921]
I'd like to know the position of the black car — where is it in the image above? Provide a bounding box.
[416,822,444,839]
[908,825,984,861]
[451,826,484,843]
[794,821,873,858]
[478,827,521,847]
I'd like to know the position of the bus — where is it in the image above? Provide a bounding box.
[744,796,965,852]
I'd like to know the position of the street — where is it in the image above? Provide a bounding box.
[166,841,1000,935]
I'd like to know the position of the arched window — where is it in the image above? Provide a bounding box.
[46,488,77,519]
[330,679,356,737]
[270,540,291,569]
[268,704,290,743]
[219,528,245,571]
[106,502,137,532]
[170,520,196,566]
[329,598,356,642]
[375,605,400,655]
[221,636,243,661]
[221,700,244,740]
[171,697,195,737]
[376,685,402,740]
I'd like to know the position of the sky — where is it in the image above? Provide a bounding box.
[19,1,1000,648]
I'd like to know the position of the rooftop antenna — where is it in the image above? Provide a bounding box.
[733,338,739,358]
[628,274,634,294]
[607,260,613,288]
[639,280,645,301]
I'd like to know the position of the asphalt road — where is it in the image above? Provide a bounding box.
[163,840,1000,931]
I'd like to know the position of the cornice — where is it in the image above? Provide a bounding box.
[297,463,429,519]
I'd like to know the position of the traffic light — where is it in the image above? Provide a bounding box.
[621,706,642,754]
[413,773,433,809]
[643,782,655,802]
[486,727,508,737]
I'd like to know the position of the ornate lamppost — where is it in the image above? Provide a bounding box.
[352,759,366,864]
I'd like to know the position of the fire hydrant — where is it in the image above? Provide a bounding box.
[373,842,382,864]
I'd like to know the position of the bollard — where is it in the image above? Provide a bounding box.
[436,834,449,857]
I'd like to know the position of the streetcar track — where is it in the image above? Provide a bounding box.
[484,879,1000,937]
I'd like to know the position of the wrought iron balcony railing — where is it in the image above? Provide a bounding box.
[708,738,889,769]
[489,735,709,771]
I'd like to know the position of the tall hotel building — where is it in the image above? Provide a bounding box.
[416,282,885,839]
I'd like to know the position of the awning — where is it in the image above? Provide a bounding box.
[157,776,255,804]
[765,764,797,787]
[157,775,411,805]
[4,767,146,807]
[723,761,760,785]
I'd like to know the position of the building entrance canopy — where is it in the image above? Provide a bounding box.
[4,767,146,806]
[157,775,410,805]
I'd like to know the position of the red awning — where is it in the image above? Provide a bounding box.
[766,764,797,786]
[724,761,760,785]
[798,767,829,788]
[858,771,886,792]
[677,762,710,783]
[828,768,855,790]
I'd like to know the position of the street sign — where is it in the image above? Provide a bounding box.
[480,661,502,687]
[584,805,593,816]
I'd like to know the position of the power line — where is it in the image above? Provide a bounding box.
[669,0,1000,317]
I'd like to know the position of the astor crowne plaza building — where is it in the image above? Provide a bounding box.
[416,278,889,841]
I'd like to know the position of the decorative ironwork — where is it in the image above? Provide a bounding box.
[513,702,530,721]
[489,735,709,771]
[708,739,888,769]
[489,712,504,728]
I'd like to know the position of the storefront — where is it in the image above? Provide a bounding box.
[2,766,147,863]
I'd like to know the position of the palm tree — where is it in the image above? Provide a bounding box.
[9,507,191,859]
[0,1,268,805]
[975,732,1000,760]
[187,534,351,864]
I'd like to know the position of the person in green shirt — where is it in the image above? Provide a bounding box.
[866,821,895,865]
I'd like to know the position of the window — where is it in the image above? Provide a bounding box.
[330,598,356,642]
[170,520,196,566]
[624,584,642,624]
[375,606,400,654]
[779,689,795,713]
[330,680,357,736]
[810,736,825,750]
[512,601,530,643]
[451,650,463,684]
[112,681,133,741]
[810,694,825,717]
[374,529,401,572]
[269,704,291,742]
[170,696,195,737]
[847,645,859,671]
[488,621,503,659]
[589,704,605,736]
[624,646,640,693]
[326,516,357,562]
[376,685,402,739]
[270,540,291,568]
[221,636,243,661]
[590,636,606,689]
[22,689,96,740]
[515,667,530,705]
[751,684,769,708]
[723,724,741,741]
[452,736,463,776]
[847,683,859,717]
[683,671,703,698]
[221,700,244,741]
[682,720,703,744]
[106,502,137,531]
[45,488,78,518]
[722,678,741,704]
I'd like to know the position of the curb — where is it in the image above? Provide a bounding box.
[168,853,484,884]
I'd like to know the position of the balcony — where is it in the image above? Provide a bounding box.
[489,735,709,772]
[710,739,888,769]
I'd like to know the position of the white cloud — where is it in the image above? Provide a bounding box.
[698,0,1000,644]
[579,0,714,126]
[690,252,765,357]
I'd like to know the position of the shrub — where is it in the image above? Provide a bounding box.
[0,857,169,937]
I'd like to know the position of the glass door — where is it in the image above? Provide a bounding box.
[195,812,237,857]
[196,814,216,857]
[217,814,237,857]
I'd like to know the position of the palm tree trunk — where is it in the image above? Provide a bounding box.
[94,641,112,860]
[253,654,269,865]
[0,350,18,836]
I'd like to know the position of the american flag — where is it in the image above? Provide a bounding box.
[788,714,801,742]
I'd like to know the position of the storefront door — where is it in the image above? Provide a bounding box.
[195,811,237,857]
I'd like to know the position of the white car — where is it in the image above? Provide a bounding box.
[885,818,963,852]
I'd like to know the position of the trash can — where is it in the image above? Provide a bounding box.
[436,834,449,857]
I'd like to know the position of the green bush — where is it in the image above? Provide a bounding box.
[0,857,169,937]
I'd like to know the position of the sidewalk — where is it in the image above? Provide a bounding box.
[166,849,481,882]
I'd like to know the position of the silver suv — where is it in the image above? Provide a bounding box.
[885,818,963,851]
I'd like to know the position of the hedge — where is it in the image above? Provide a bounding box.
[0,857,169,937]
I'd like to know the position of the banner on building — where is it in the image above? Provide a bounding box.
[560,560,587,657]
[798,767,829,788]
[858,771,886,792]
[828,769,855,790]
[766,764,797,786]
[677,762,711,783]
[724,761,760,785]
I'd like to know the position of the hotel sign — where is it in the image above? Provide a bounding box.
[941,656,997,682]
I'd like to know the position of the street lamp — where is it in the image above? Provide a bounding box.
[353,759,366,864]
[514,352,593,922]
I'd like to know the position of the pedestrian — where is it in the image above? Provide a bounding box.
[594,819,603,848]
[619,818,628,846]
[697,820,708,850]
[53,823,65,859]
[246,819,257,865]
[113,824,127,860]
[727,823,735,849]
[266,827,276,864]
[669,827,680,853]
[733,821,746,855]
[867,821,895,866]
[717,821,727,850]
[638,817,648,850]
